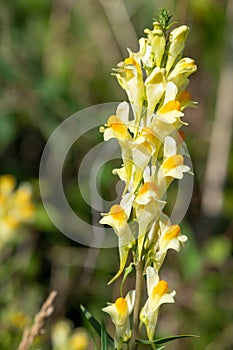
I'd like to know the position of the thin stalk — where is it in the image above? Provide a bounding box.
[130,259,143,350]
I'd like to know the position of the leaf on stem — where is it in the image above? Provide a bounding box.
[80,305,114,348]
[136,334,199,345]
[101,321,108,350]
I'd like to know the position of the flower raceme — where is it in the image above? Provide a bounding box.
[99,11,197,347]
[113,23,197,116]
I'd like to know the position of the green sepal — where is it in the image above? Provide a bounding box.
[120,262,135,295]
[80,304,114,348]
[108,244,131,285]
[136,334,199,345]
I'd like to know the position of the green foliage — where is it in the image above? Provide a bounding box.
[136,334,199,346]
[204,235,231,267]
[101,322,108,350]
[154,8,173,31]
[80,305,114,348]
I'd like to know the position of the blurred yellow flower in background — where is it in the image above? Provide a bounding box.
[0,175,34,247]
[68,330,89,350]
[52,320,89,350]
[7,310,29,330]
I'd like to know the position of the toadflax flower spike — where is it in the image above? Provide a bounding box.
[99,10,197,347]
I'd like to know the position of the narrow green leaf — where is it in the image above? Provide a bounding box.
[89,329,98,350]
[80,305,114,348]
[155,334,199,345]
[101,321,108,350]
[80,304,101,336]
[136,334,199,345]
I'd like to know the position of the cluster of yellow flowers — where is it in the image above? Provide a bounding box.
[100,14,197,350]
[0,175,34,247]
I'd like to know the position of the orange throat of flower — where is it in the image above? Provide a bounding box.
[162,154,184,171]
[115,297,128,315]
[163,225,181,241]
[152,280,168,298]
[110,205,127,225]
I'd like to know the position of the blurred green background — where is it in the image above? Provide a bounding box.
[0,0,232,349]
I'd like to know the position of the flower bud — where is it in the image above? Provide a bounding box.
[166,25,190,73]
[145,67,166,114]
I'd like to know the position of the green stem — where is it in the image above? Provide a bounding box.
[130,259,143,350]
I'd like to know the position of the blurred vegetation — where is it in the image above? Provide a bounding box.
[0,0,232,349]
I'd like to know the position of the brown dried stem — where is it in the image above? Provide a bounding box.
[17,290,57,350]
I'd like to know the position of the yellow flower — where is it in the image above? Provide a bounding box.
[166,25,190,73]
[52,321,88,350]
[101,102,134,190]
[157,100,184,124]
[51,320,73,349]
[100,194,134,284]
[0,175,16,195]
[168,57,197,91]
[10,311,28,329]
[13,185,34,220]
[143,26,166,68]
[0,175,34,247]
[145,67,166,114]
[135,181,158,206]
[105,115,130,140]
[160,136,190,179]
[102,290,135,350]
[129,127,158,192]
[152,214,188,269]
[140,267,175,340]
[134,172,165,259]
[68,329,89,350]
[135,37,151,70]
[113,57,145,119]
[150,28,166,67]
[100,204,128,228]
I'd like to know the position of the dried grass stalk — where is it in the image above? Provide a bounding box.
[17,290,57,350]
